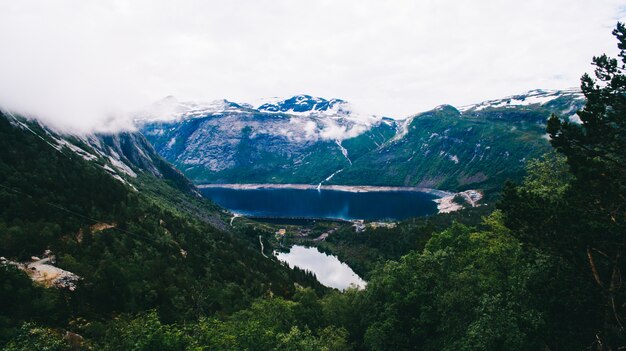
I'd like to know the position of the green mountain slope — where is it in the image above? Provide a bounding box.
[139,90,584,191]
[0,111,322,342]
[331,105,548,190]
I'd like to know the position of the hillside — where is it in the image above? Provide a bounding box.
[138,90,584,191]
[0,110,323,343]
[138,96,395,185]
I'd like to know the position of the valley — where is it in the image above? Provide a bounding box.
[1,3,624,348]
[0,82,621,350]
[136,90,582,297]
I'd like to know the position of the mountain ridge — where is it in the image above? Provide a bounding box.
[0,108,324,321]
[138,89,585,191]
[2,108,201,197]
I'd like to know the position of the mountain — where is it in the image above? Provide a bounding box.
[256,95,348,114]
[138,89,584,191]
[332,89,584,190]
[137,95,395,185]
[3,109,196,193]
[0,110,323,341]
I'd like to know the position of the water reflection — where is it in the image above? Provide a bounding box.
[275,245,366,290]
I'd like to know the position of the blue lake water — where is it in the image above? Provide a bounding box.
[200,187,439,221]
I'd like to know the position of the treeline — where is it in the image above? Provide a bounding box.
[318,204,493,277]
[0,112,324,346]
[2,23,625,351]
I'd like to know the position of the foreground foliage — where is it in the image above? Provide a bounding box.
[1,22,625,351]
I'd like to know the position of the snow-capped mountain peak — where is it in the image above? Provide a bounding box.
[255,95,349,115]
[457,88,583,112]
[136,94,382,143]
[136,88,586,187]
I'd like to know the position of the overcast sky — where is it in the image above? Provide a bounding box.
[0,0,625,132]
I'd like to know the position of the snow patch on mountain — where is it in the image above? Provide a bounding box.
[255,95,347,115]
[458,88,583,112]
[138,95,380,143]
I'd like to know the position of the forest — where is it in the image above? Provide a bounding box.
[0,23,625,351]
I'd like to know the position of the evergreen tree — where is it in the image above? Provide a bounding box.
[502,22,626,349]
[547,23,626,347]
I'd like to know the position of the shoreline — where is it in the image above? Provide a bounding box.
[196,183,453,197]
[434,190,484,213]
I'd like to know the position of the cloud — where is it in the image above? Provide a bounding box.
[0,0,625,132]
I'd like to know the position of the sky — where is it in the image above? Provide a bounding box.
[0,0,625,132]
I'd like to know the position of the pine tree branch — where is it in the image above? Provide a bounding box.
[588,248,606,290]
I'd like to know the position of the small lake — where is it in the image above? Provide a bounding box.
[200,187,438,221]
[275,245,366,290]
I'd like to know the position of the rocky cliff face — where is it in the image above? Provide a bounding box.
[3,110,195,194]
[137,90,585,191]
[137,95,395,184]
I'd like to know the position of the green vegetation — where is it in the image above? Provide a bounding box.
[1,22,625,351]
[314,206,493,278]
[185,139,351,185]
[142,89,580,192]
[0,113,323,347]
[332,105,556,190]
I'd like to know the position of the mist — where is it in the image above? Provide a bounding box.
[0,0,624,133]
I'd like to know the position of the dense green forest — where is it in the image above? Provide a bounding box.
[1,23,625,351]
[0,111,325,348]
